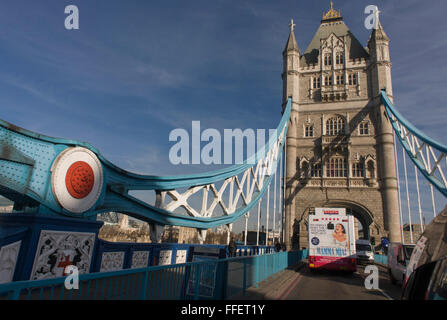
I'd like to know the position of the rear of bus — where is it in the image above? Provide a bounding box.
[308,208,357,272]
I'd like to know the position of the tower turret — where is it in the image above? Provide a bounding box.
[282,19,300,249]
[282,19,300,107]
[368,20,392,97]
[368,17,400,243]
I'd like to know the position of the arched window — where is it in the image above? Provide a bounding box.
[366,160,375,179]
[336,52,344,65]
[359,122,369,135]
[349,73,358,85]
[352,162,364,178]
[313,76,321,89]
[311,163,322,178]
[324,75,333,86]
[305,125,314,137]
[336,74,344,85]
[326,158,347,178]
[301,161,309,178]
[326,116,346,136]
[324,54,332,66]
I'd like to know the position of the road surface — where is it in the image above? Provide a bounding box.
[234,262,403,300]
[277,264,401,300]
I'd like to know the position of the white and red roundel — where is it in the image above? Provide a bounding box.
[51,147,103,214]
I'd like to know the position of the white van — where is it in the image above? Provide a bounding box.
[355,239,374,264]
[387,242,415,285]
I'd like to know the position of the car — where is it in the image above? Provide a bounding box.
[355,239,374,264]
[401,205,447,300]
[387,242,415,285]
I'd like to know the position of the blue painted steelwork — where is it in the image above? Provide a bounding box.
[0,99,292,229]
[0,249,307,300]
[381,91,447,197]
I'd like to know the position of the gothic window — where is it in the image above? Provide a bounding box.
[301,161,309,179]
[336,53,344,65]
[313,76,321,89]
[305,125,314,137]
[366,160,375,179]
[359,122,370,135]
[324,75,333,86]
[336,74,344,85]
[326,116,346,136]
[324,54,332,66]
[326,158,347,178]
[311,163,322,178]
[349,73,358,85]
[352,162,365,178]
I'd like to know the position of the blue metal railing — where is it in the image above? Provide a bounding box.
[374,254,388,266]
[0,250,307,300]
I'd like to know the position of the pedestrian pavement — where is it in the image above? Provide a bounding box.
[229,261,307,300]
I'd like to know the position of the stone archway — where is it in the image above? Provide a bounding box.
[325,200,374,239]
[295,200,377,249]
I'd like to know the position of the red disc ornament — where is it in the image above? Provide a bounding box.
[65,161,95,199]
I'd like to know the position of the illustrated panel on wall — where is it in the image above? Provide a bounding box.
[131,251,149,269]
[158,250,172,266]
[175,250,187,264]
[30,231,95,281]
[0,241,22,284]
[100,252,125,272]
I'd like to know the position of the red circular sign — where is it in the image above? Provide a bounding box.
[65,161,95,199]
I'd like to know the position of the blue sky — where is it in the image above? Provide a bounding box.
[0,0,446,233]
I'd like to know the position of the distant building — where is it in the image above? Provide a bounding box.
[266,230,281,244]
[97,212,119,225]
[162,226,179,243]
[0,196,13,213]
[97,213,150,243]
[0,205,13,213]
[178,227,198,244]
[162,226,199,244]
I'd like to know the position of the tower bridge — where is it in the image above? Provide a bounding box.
[0,2,445,300]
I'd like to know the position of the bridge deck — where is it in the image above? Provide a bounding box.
[231,261,402,300]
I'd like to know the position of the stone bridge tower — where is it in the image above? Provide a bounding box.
[282,3,401,250]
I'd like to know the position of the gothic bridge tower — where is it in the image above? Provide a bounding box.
[282,3,401,250]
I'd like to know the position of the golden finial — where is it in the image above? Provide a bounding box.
[322,1,342,21]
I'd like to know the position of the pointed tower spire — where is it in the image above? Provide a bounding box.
[369,9,389,42]
[367,8,392,95]
[372,20,389,42]
[284,19,300,53]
